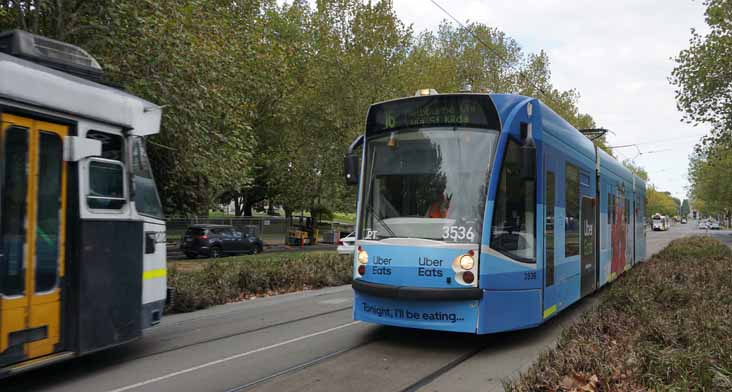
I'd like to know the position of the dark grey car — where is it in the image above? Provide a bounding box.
[180,224,264,259]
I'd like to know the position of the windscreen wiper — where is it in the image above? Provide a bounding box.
[367,206,396,238]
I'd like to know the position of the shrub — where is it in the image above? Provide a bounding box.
[166,252,352,313]
[508,236,732,391]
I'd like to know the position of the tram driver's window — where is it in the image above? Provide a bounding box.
[87,160,126,210]
[490,139,536,262]
[87,130,124,161]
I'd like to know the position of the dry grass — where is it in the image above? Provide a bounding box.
[508,236,732,391]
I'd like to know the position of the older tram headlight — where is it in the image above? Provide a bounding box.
[357,246,368,265]
[459,255,475,270]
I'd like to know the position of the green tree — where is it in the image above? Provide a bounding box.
[681,199,690,216]
[1,0,261,215]
[672,0,732,225]
[623,159,649,181]
[671,0,732,129]
[647,187,679,218]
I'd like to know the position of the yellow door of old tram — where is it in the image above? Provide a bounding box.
[0,114,68,367]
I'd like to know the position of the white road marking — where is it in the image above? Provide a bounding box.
[107,321,361,392]
[319,298,351,305]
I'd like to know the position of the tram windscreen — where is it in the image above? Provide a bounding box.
[359,128,499,243]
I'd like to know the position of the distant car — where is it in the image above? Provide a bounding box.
[699,221,709,230]
[180,224,264,258]
[681,218,687,224]
[710,221,721,230]
[337,232,356,255]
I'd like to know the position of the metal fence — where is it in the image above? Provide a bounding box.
[166,216,354,245]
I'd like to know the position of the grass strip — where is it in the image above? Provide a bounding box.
[508,236,732,391]
[166,251,352,313]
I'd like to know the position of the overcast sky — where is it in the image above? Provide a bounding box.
[392,0,709,200]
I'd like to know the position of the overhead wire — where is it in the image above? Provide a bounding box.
[609,133,708,149]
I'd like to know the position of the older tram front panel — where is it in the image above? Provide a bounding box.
[0,30,166,375]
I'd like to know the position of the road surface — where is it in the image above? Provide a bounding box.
[3,223,718,392]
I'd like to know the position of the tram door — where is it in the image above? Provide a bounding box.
[0,114,67,365]
[580,197,597,297]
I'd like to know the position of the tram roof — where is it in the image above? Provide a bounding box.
[0,52,161,135]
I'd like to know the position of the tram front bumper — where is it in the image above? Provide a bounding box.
[352,279,483,301]
[352,279,481,333]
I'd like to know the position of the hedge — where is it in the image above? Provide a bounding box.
[508,236,732,391]
[166,251,352,313]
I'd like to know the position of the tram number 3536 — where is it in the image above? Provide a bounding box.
[441,226,475,242]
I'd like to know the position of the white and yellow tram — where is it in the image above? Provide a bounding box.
[0,30,166,377]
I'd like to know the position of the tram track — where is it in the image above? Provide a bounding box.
[397,344,487,392]
[223,336,384,392]
[117,305,354,364]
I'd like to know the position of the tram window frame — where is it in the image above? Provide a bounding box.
[490,138,536,263]
[86,158,127,211]
[564,163,580,257]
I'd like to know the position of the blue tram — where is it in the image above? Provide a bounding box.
[344,91,645,334]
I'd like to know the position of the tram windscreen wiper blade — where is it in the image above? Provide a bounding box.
[367,206,396,238]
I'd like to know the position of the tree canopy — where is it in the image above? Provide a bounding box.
[672,0,732,221]
[0,0,608,217]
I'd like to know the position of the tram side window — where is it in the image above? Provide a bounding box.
[565,163,580,257]
[131,137,164,219]
[1,127,29,296]
[36,132,63,292]
[545,171,555,286]
[88,160,126,209]
[608,193,614,225]
[491,139,536,262]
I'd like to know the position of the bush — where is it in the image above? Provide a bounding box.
[508,236,732,391]
[166,252,352,313]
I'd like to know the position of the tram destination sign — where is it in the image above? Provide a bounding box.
[366,94,500,135]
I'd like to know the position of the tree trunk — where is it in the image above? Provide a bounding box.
[266,201,275,216]
[234,197,244,216]
[243,203,253,217]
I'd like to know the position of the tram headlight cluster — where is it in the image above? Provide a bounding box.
[459,255,474,270]
[452,250,477,286]
[356,246,368,276]
[357,246,368,264]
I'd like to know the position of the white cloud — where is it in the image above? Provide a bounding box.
[393,0,710,200]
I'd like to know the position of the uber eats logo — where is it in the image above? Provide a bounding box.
[418,256,444,277]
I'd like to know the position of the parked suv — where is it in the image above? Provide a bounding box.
[180,224,264,259]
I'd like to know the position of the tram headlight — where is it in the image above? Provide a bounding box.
[357,246,368,265]
[459,255,475,270]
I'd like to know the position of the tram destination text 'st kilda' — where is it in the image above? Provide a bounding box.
[345,90,646,334]
[0,30,167,377]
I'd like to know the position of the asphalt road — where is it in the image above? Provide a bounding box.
[2,223,712,392]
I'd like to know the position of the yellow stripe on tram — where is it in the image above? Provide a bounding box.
[143,268,166,280]
[543,304,557,319]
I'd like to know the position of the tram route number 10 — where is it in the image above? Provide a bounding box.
[441,226,475,242]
